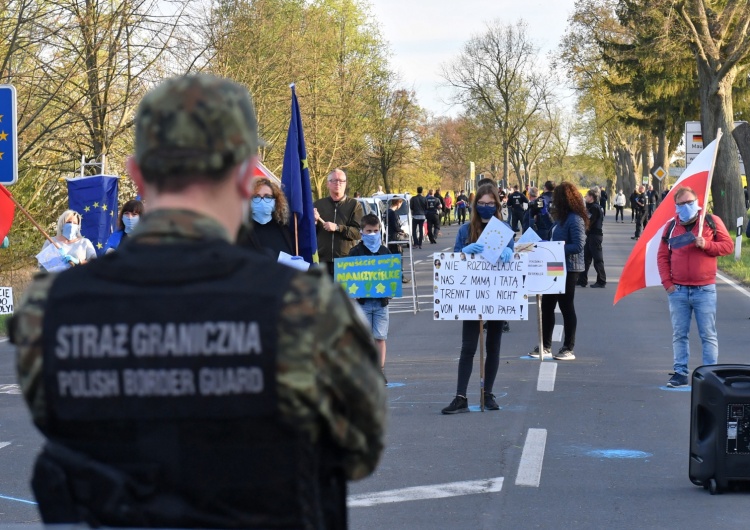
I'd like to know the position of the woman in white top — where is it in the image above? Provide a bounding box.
[614,190,627,223]
[41,210,97,267]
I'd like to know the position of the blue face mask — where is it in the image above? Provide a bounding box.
[362,232,381,253]
[476,205,497,220]
[676,200,700,222]
[123,215,139,234]
[62,223,79,240]
[251,197,276,225]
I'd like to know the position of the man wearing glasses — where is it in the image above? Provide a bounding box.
[657,186,733,387]
[314,168,364,275]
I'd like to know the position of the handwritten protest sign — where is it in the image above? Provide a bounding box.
[526,241,567,295]
[433,252,528,321]
[0,287,13,315]
[334,255,402,298]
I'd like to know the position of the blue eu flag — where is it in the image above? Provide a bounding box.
[67,175,118,254]
[281,84,317,263]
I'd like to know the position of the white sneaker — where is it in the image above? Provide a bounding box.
[554,348,576,361]
[528,346,552,359]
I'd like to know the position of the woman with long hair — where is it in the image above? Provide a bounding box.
[237,177,294,258]
[529,181,588,361]
[442,183,514,414]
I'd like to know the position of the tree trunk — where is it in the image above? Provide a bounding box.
[698,63,744,228]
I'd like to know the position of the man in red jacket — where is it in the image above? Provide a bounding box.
[657,186,734,387]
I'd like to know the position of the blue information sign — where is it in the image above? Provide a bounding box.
[0,85,17,185]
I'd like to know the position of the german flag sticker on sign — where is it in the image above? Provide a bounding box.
[692,134,703,143]
[547,262,564,276]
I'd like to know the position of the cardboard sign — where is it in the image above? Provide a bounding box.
[433,253,528,321]
[334,255,402,298]
[0,287,13,315]
[526,241,567,295]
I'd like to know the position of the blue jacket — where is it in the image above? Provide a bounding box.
[454,221,515,252]
[550,213,586,272]
[102,230,126,254]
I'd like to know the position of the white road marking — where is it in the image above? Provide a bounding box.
[0,338,8,342]
[552,324,563,342]
[515,428,547,487]
[537,362,557,392]
[0,384,21,394]
[348,477,504,507]
[717,272,750,299]
[0,442,10,450]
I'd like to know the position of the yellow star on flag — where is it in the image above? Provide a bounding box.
[302,158,308,170]
[84,205,90,212]
[348,283,359,295]
[93,201,99,208]
[101,204,107,211]
[0,131,7,141]
[110,211,114,217]
[96,242,103,249]
[375,283,386,294]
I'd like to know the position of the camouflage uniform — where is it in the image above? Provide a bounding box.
[12,74,386,492]
[13,210,386,480]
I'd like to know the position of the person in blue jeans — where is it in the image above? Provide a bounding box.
[656,186,733,387]
[528,181,587,361]
[441,183,514,414]
[349,213,393,385]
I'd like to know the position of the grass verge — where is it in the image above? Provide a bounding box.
[718,237,750,285]
[0,314,10,336]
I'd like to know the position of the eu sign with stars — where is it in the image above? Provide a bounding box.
[0,85,18,185]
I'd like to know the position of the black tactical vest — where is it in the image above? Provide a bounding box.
[34,240,346,529]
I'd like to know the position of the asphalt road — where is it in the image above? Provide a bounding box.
[2,210,750,528]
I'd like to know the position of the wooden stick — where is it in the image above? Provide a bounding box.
[1,185,59,248]
[537,294,544,362]
[294,212,300,255]
[479,319,485,412]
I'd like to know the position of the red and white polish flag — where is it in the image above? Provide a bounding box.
[614,135,721,304]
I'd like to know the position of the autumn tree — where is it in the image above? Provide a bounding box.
[442,19,555,184]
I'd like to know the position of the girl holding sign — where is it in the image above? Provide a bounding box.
[441,183,514,414]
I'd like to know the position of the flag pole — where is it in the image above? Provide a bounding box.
[294,212,300,255]
[698,128,723,238]
[479,319,485,412]
[0,185,59,248]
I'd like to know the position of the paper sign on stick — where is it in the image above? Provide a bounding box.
[476,217,515,265]
[526,241,567,295]
[433,252,528,321]
[0,287,13,315]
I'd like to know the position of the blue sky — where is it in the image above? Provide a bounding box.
[369,0,578,117]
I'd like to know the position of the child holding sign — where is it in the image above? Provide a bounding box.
[348,214,392,385]
[442,184,514,414]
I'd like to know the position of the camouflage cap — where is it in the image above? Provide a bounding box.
[135,74,260,176]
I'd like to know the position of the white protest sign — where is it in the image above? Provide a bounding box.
[518,227,542,244]
[278,251,310,271]
[433,252,528,321]
[526,241,567,295]
[0,287,13,315]
[36,244,68,272]
[476,216,515,265]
